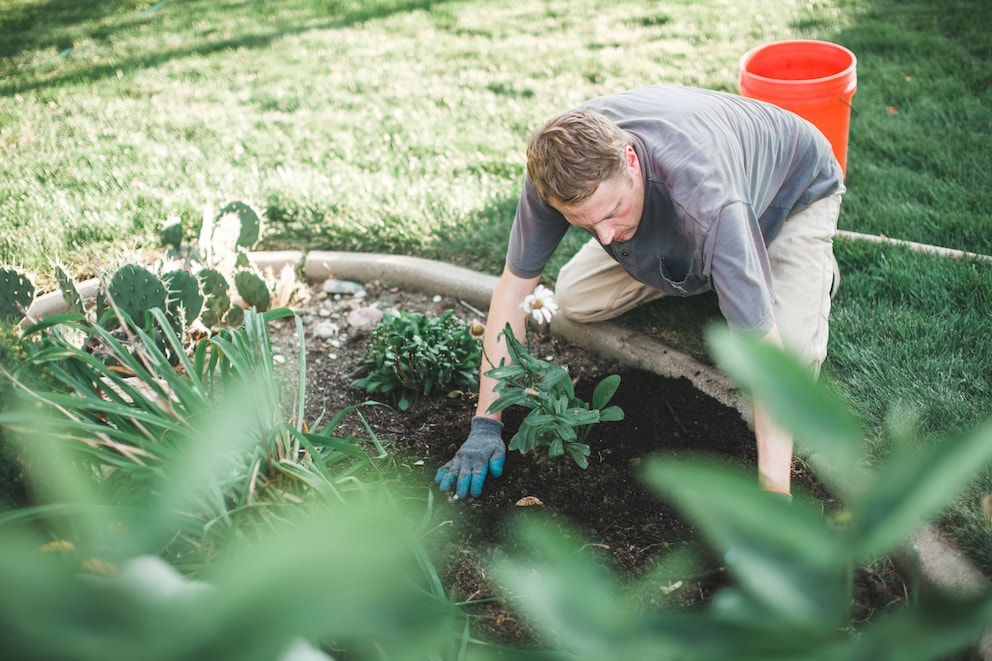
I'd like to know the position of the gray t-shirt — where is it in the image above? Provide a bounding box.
[506,85,845,333]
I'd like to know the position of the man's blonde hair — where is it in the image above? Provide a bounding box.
[525,109,634,206]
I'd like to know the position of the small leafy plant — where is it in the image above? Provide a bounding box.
[352,309,481,411]
[483,284,623,468]
[486,323,624,469]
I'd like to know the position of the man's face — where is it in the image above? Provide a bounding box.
[555,145,644,246]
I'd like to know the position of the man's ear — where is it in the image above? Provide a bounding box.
[625,144,639,169]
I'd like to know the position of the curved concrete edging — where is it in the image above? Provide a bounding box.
[298,250,751,423]
[21,249,992,655]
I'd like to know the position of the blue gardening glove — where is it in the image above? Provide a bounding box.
[434,416,506,499]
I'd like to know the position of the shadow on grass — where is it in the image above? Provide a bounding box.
[0,0,133,58]
[0,0,455,96]
[836,0,990,62]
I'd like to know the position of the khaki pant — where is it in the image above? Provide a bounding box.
[555,194,842,375]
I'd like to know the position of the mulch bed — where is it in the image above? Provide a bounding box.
[269,280,907,649]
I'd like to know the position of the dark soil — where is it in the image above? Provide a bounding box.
[269,279,907,649]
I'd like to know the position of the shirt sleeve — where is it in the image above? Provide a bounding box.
[706,201,776,334]
[505,175,571,278]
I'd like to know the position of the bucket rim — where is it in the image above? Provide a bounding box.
[739,39,857,87]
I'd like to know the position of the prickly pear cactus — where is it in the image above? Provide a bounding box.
[198,267,231,328]
[226,305,244,328]
[218,201,262,250]
[234,270,271,311]
[53,262,84,315]
[104,264,168,328]
[162,269,204,322]
[0,267,34,323]
[161,217,184,250]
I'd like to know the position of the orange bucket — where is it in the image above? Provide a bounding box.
[739,40,857,175]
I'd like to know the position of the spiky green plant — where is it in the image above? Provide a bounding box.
[0,308,470,660]
[234,270,271,312]
[3,307,391,546]
[0,267,34,324]
[198,268,232,328]
[162,269,204,325]
[161,216,198,265]
[100,264,168,330]
[219,200,263,251]
[201,201,263,274]
[52,261,84,316]
[161,217,184,250]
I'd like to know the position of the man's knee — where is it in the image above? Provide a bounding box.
[554,274,608,323]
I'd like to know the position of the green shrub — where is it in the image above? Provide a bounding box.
[352,309,481,411]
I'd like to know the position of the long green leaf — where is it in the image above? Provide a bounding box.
[853,422,992,558]
[706,326,866,498]
[598,405,624,422]
[643,456,850,628]
[592,374,621,409]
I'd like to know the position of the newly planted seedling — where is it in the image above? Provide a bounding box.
[487,323,623,468]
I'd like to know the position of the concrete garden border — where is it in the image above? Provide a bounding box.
[22,248,992,657]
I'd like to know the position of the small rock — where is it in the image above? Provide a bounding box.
[347,306,383,329]
[322,279,365,296]
[272,355,286,365]
[313,321,339,339]
[515,496,544,507]
[299,314,313,327]
[432,294,442,303]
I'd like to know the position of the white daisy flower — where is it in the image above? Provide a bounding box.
[468,320,486,340]
[521,284,558,325]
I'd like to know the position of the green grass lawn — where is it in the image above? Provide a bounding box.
[2,0,992,570]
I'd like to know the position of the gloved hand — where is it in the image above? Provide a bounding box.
[434,416,506,499]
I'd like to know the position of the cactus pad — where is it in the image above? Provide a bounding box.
[198,268,231,327]
[234,270,271,311]
[53,262,84,315]
[226,305,244,328]
[105,264,168,327]
[161,217,184,250]
[0,267,34,323]
[218,201,262,250]
[162,269,204,321]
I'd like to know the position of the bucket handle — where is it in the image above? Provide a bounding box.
[838,96,858,117]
